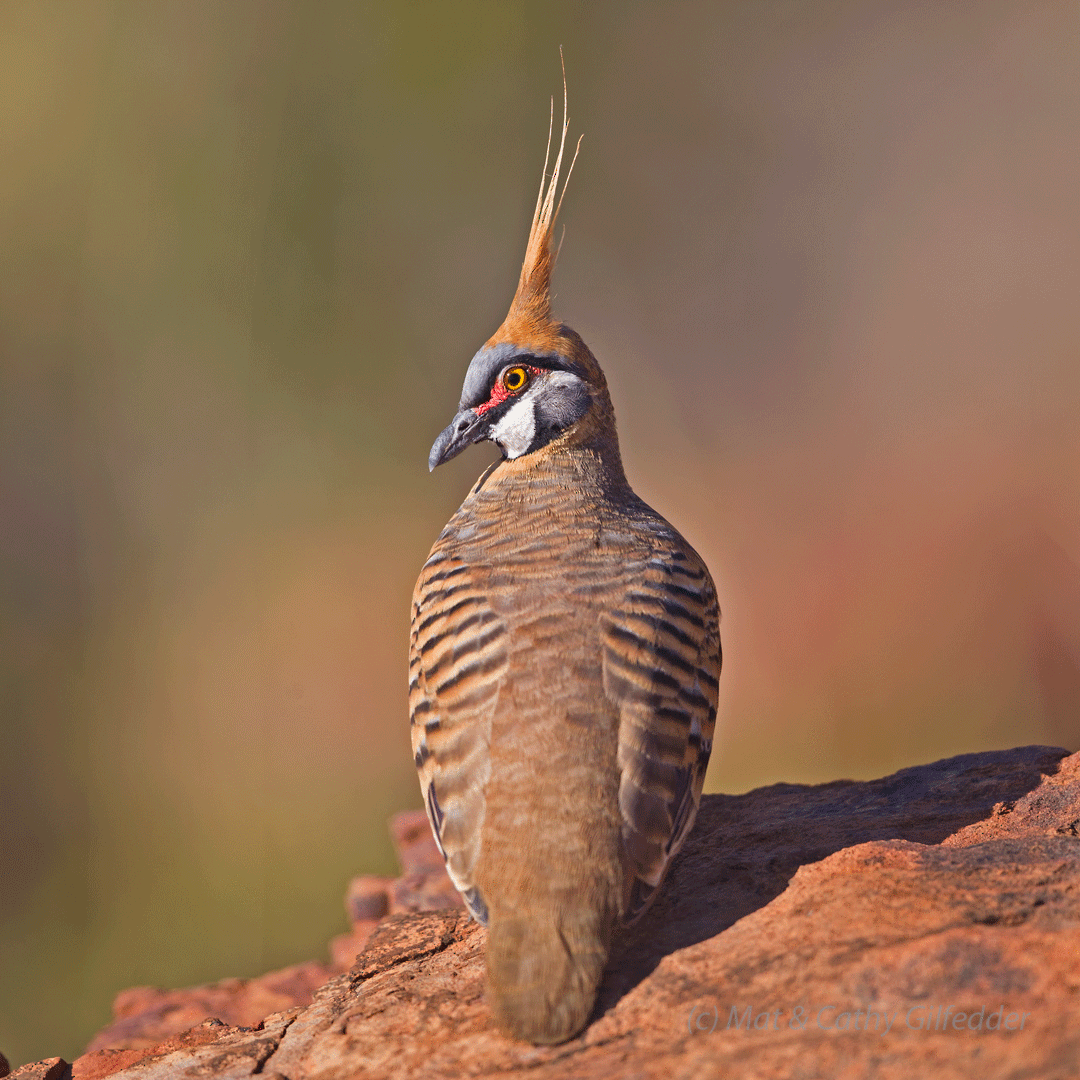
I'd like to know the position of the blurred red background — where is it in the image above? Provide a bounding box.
[1,0,1077,1065]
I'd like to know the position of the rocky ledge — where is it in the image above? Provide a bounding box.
[5,745,1079,1079]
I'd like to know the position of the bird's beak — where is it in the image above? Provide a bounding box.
[428,408,486,471]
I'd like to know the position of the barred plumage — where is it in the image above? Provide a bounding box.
[411,68,721,1045]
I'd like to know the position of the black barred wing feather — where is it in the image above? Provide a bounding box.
[409,549,509,925]
[602,542,721,924]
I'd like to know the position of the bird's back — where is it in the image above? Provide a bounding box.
[410,448,719,1041]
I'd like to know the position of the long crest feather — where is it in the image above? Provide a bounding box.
[490,51,582,347]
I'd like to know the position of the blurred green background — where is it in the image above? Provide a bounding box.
[2,0,1078,1066]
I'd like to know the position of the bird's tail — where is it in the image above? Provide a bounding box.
[485,901,613,1044]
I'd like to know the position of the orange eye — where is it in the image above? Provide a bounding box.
[502,366,529,393]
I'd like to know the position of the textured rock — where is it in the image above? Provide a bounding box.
[6,1060,68,1080]
[385,809,465,915]
[82,962,336,1055]
[942,748,1080,848]
[73,1019,251,1080]
[15,745,1080,1078]
[250,746,1080,1080]
[82,809,451,1057]
[329,811,464,969]
[74,1014,297,1080]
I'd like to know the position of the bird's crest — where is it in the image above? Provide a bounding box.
[488,54,582,353]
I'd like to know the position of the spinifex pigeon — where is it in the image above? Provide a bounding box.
[410,75,721,1044]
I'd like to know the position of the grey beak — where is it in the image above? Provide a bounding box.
[428,408,485,471]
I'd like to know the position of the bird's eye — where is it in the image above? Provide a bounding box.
[502,366,529,393]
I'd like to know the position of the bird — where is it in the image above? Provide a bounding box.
[409,74,720,1045]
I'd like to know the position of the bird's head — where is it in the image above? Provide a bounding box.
[428,77,619,474]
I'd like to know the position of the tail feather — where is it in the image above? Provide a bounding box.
[485,905,612,1044]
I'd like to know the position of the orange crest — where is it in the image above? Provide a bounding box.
[487,54,582,355]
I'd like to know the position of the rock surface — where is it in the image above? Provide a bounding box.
[81,809,461,1055]
[80,964,337,1056]
[14,745,1080,1078]
[6,1059,68,1080]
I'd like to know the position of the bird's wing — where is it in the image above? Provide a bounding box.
[602,540,720,924]
[409,548,509,925]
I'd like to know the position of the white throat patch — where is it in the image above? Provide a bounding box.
[490,396,537,459]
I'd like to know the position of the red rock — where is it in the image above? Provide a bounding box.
[387,870,462,915]
[253,817,1080,1079]
[389,810,445,877]
[72,1014,296,1080]
[943,747,1080,848]
[334,815,465,921]
[386,811,463,913]
[328,921,380,969]
[72,1018,235,1079]
[69,1049,149,1080]
[5,1059,67,1080]
[77,813,462,1061]
[15,745,1079,1079]
[82,962,333,1053]
[344,876,392,923]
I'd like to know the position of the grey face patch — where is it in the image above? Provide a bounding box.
[533,369,591,437]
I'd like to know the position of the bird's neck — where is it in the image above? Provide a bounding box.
[485,429,631,505]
